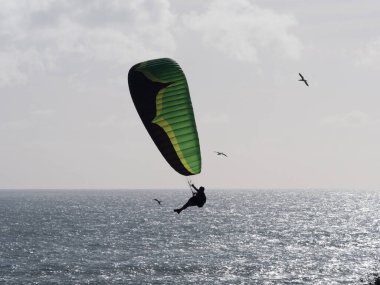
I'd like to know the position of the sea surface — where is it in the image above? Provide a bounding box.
[0,189,379,285]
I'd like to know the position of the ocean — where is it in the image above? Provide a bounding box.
[0,189,379,284]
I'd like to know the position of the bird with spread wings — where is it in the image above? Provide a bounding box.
[298,73,309,86]
[153,199,162,205]
[214,151,228,157]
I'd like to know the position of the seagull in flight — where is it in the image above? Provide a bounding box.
[153,199,162,205]
[298,73,309,86]
[214,151,228,157]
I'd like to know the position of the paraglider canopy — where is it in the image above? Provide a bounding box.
[128,58,201,176]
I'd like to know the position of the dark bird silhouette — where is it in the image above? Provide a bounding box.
[298,73,309,86]
[214,151,228,157]
[153,199,162,205]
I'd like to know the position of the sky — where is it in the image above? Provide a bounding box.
[1,0,380,189]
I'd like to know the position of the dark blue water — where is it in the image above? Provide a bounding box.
[0,189,379,284]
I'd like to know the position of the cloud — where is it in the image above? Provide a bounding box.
[198,113,230,125]
[182,0,302,62]
[29,108,55,116]
[322,110,380,127]
[0,119,33,131]
[0,0,177,86]
[356,37,380,68]
[91,114,139,129]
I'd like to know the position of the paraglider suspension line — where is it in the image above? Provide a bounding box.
[187,179,196,195]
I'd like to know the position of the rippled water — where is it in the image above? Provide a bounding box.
[0,189,379,284]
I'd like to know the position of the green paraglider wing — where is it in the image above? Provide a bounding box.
[128,58,201,176]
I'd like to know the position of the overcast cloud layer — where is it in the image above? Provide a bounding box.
[1,0,380,189]
[183,0,302,62]
[0,0,176,85]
